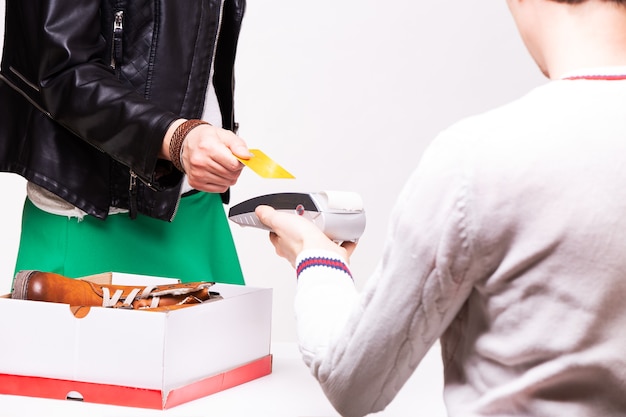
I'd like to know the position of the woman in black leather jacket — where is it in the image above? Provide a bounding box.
[0,0,250,284]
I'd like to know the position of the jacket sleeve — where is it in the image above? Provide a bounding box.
[20,0,178,184]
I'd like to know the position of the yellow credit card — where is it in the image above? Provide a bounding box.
[236,149,295,179]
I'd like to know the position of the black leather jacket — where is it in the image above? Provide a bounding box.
[0,0,245,221]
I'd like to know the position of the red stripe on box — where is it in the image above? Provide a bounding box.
[164,355,273,409]
[0,354,272,410]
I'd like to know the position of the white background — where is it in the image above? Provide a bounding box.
[229,1,545,341]
[0,2,545,414]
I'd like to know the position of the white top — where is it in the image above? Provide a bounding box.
[294,70,626,417]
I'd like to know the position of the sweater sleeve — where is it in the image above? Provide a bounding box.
[294,250,359,367]
[292,131,479,417]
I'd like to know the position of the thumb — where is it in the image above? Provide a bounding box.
[227,136,251,160]
[231,145,252,160]
[221,130,250,160]
[255,205,275,228]
[340,240,358,258]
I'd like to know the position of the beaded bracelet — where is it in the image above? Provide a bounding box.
[169,119,209,173]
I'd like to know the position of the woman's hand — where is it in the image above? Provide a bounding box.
[181,123,250,192]
[163,119,250,193]
[255,205,357,267]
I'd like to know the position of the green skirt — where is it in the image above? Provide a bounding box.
[14,192,245,285]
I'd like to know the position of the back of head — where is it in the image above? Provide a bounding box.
[551,0,626,3]
[508,0,626,79]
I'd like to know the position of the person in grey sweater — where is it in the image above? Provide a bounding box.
[256,0,626,416]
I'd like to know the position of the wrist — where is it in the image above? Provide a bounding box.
[161,119,186,160]
[168,119,209,173]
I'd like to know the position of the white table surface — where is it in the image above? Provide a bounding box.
[0,342,447,417]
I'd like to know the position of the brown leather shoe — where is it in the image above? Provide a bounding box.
[11,270,221,310]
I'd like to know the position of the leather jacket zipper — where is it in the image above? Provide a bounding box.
[129,169,174,220]
[129,170,138,219]
[211,0,236,133]
[162,1,223,222]
[0,71,49,117]
[170,193,182,222]
[1,68,109,155]
[211,0,226,71]
[111,10,124,72]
